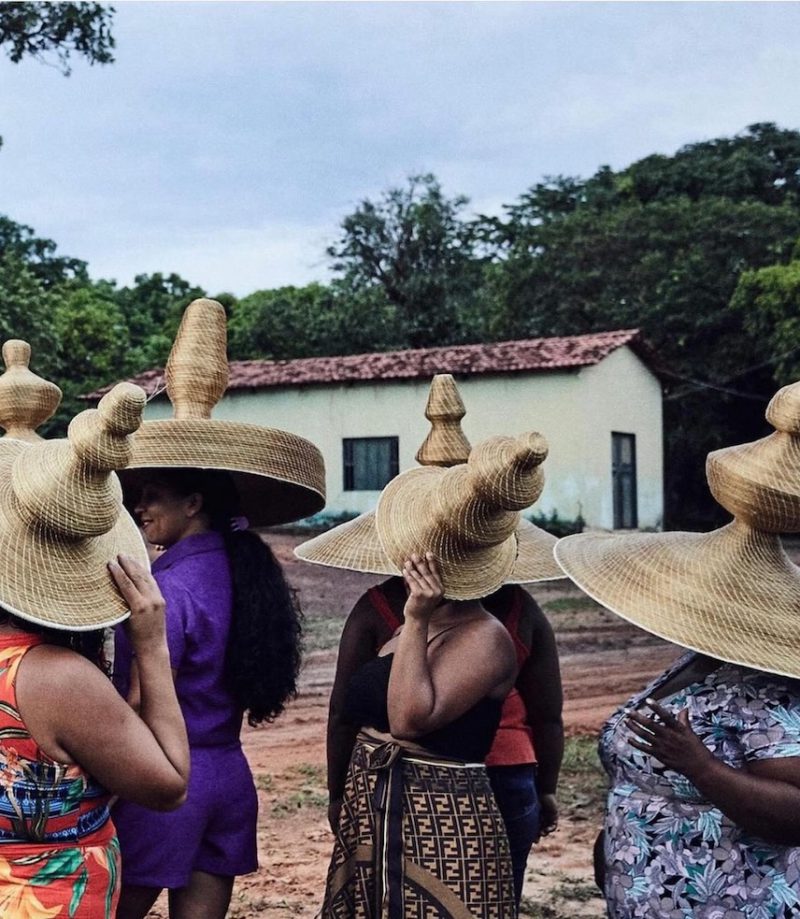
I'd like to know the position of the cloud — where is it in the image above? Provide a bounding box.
[86,220,333,296]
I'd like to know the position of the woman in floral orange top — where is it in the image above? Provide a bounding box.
[0,384,190,918]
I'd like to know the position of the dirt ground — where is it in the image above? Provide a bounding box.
[146,531,687,918]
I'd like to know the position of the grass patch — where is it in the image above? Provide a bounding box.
[270,762,328,816]
[558,736,607,823]
[254,773,273,791]
[302,616,345,652]
[271,787,328,815]
[520,874,603,918]
[296,762,325,782]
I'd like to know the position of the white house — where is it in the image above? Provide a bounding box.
[107,328,664,530]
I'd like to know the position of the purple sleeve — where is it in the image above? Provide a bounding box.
[156,575,195,670]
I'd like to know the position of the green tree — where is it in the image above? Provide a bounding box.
[730,254,800,383]
[0,253,59,376]
[112,272,206,368]
[328,173,486,348]
[0,216,87,287]
[228,282,403,361]
[478,124,800,527]
[0,2,115,147]
[0,2,114,74]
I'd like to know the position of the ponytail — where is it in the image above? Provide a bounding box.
[223,530,303,726]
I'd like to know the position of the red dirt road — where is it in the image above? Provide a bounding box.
[148,533,682,917]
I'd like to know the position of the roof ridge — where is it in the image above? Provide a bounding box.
[85,328,647,400]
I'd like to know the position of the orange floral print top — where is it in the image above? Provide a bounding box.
[0,631,120,918]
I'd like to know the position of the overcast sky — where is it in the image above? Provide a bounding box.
[1,1,799,296]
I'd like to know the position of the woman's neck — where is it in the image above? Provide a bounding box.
[427,599,484,629]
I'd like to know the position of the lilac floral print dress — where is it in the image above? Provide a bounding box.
[600,652,800,919]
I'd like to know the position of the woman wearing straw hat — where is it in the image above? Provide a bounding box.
[109,300,326,919]
[298,374,565,912]
[0,381,190,918]
[312,431,552,917]
[555,379,800,918]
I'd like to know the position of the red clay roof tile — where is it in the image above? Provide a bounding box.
[88,329,647,399]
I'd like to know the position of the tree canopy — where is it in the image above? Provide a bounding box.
[0,2,114,74]
[2,122,800,526]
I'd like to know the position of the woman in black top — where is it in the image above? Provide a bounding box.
[321,553,517,918]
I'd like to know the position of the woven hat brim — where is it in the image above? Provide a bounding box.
[375,466,516,600]
[0,441,148,631]
[123,419,326,526]
[294,512,400,575]
[554,524,800,679]
[296,511,566,585]
[505,518,565,583]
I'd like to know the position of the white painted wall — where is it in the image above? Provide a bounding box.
[142,345,663,529]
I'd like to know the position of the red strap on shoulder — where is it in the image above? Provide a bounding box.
[505,587,531,667]
[368,585,403,633]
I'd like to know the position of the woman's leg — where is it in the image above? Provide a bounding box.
[116,884,163,919]
[169,871,234,919]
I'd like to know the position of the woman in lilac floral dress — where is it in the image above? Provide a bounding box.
[600,651,800,918]
[553,379,800,918]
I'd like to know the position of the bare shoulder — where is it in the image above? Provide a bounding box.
[458,613,517,661]
[24,643,105,679]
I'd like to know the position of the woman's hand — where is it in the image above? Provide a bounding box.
[402,553,444,623]
[109,554,167,651]
[539,793,558,836]
[626,697,713,779]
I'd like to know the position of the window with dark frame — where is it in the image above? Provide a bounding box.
[343,437,399,491]
[611,432,638,529]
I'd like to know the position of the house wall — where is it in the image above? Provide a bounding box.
[143,345,663,529]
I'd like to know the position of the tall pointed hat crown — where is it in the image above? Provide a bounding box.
[555,378,800,678]
[0,382,149,629]
[296,373,564,586]
[0,340,62,441]
[119,298,325,526]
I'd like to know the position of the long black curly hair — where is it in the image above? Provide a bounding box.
[146,468,303,727]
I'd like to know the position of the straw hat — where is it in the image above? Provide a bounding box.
[0,383,150,631]
[377,432,548,599]
[0,340,61,441]
[119,298,326,527]
[295,373,564,584]
[554,378,800,679]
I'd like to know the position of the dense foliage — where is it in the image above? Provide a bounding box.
[3,122,800,526]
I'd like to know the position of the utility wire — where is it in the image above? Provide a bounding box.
[663,345,800,403]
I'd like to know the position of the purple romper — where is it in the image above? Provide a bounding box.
[112,531,258,888]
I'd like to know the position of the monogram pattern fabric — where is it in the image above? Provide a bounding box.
[321,738,515,918]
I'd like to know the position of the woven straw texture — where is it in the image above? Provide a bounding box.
[555,378,800,679]
[121,298,325,526]
[295,510,563,583]
[415,373,471,467]
[296,373,563,585]
[0,340,61,442]
[0,383,149,630]
[377,433,548,599]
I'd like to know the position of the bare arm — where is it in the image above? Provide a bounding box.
[17,555,190,812]
[516,593,564,833]
[387,555,517,739]
[327,592,393,824]
[627,699,800,845]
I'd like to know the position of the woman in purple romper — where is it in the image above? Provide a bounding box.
[112,468,302,919]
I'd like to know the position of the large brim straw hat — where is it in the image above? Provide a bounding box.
[294,510,563,584]
[0,340,61,442]
[555,379,800,679]
[119,299,325,527]
[376,433,549,599]
[0,383,149,631]
[295,373,563,584]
